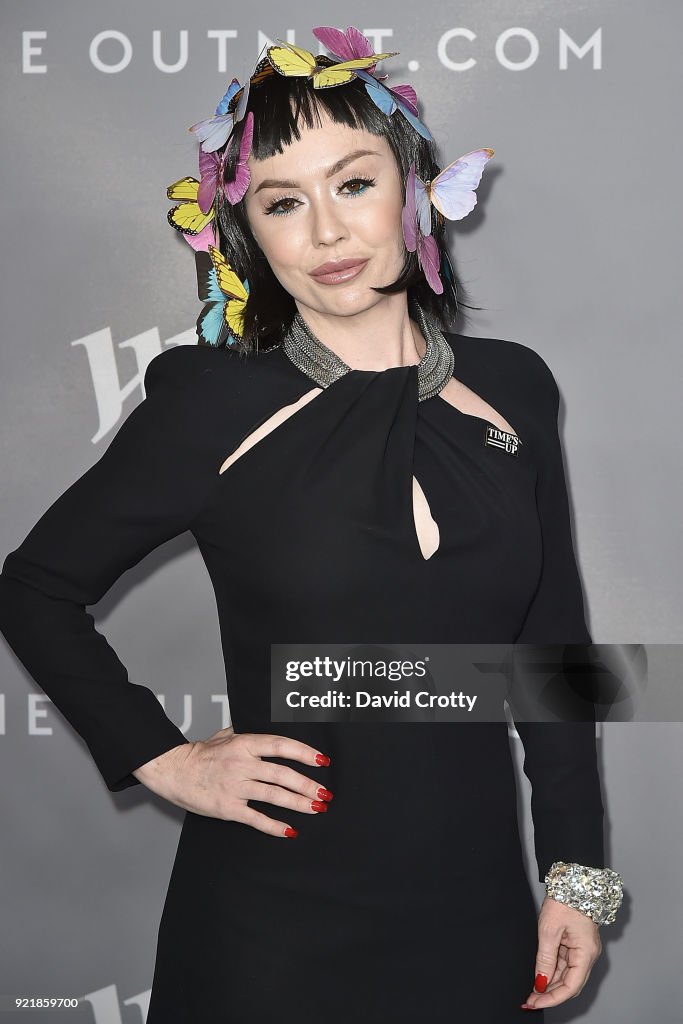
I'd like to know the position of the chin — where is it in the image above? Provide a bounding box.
[320,292,379,316]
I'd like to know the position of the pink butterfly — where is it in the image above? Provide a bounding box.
[181,221,220,254]
[197,146,228,215]
[223,111,254,205]
[312,25,384,74]
[401,161,443,293]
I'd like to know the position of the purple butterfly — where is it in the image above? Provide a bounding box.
[402,150,494,293]
[414,149,495,226]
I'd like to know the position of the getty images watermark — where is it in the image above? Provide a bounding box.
[270,644,679,724]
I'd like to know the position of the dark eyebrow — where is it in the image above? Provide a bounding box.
[252,148,382,195]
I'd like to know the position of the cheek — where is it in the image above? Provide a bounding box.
[254,220,307,270]
[358,191,405,248]
[264,231,291,265]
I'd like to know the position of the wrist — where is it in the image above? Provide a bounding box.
[133,742,193,791]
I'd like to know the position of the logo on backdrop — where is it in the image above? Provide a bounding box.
[20,27,603,75]
[0,691,232,739]
[70,329,196,444]
[79,982,150,1023]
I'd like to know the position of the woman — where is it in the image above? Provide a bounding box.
[0,25,623,1023]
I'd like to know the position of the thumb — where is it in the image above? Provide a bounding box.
[533,934,560,994]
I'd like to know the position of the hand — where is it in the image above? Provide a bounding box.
[132,726,333,836]
[521,896,602,1010]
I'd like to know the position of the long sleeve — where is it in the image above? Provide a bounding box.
[0,345,221,793]
[512,353,605,883]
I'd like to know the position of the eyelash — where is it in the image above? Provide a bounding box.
[263,176,377,217]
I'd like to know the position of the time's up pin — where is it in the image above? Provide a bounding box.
[482,424,523,455]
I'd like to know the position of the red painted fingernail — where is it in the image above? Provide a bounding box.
[283,826,298,838]
[315,753,331,766]
[534,973,549,992]
[311,800,328,812]
[317,787,333,801]
[521,1004,540,1010]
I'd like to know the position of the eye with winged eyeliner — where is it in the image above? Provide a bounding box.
[263,176,377,217]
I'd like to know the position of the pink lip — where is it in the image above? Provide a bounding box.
[310,258,368,278]
[309,256,368,284]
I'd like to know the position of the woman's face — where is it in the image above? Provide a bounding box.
[243,108,406,319]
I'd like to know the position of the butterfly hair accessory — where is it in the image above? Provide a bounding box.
[166,175,218,253]
[311,26,433,141]
[222,110,254,205]
[189,74,251,153]
[195,244,250,345]
[265,38,398,89]
[402,149,495,294]
[167,23,495,338]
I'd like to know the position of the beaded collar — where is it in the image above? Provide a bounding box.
[280,301,454,402]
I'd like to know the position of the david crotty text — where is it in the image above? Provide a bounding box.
[286,690,478,710]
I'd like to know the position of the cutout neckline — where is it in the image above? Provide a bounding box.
[435,382,521,441]
[273,333,523,441]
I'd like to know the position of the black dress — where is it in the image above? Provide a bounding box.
[0,332,605,1023]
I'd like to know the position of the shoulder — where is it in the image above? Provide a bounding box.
[444,332,560,412]
[143,342,241,394]
[143,342,298,400]
[140,344,313,463]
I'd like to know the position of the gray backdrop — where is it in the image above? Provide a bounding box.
[1,2,681,1021]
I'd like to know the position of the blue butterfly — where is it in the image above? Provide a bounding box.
[354,69,433,141]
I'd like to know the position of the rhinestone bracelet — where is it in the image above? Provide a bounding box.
[544,861,624,926]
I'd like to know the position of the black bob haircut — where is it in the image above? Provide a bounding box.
[212,54,482,354]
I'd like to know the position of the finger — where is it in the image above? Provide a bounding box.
[242,780,330,815]
[240,732,331,767]
[236,802,301,838]
[523,959,592,1008]
[550,946,570,981]
[530,913,571,997]
[544,955,568,991]
[525,946,590,1004]
[252,759,334,803]
[532,954,559,998]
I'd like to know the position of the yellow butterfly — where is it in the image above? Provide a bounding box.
[266,40,398,88]
[196,245,249,344]
[167,177,215,237]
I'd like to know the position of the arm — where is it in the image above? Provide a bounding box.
[512,353,605,883]
[0,345,219,793]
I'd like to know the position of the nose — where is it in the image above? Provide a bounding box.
[310,194,350,248]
